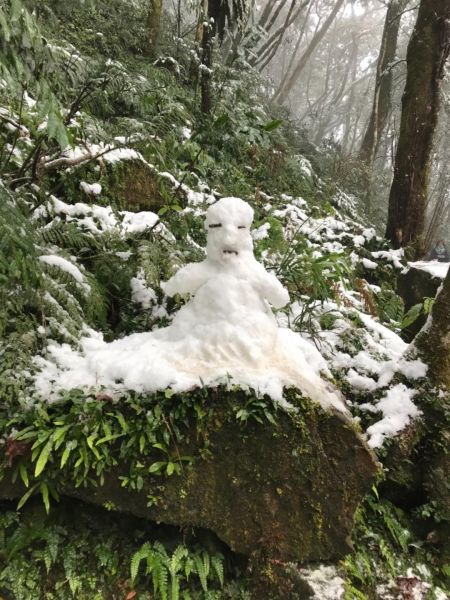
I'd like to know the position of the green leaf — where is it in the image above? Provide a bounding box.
[52,424,70,443]
[264,410,277,426]
[96,432,124,445]
[60,445,72,468]
[40,482,50,513]
[0,9,11,42]
[115,412,128,432]
[149,461,166,474]
[17,483,39,510]
[261,119,283,132]
[11,0,22,21]
[19,463,29,487]
[401,303,422,329]
[35,438,53,477]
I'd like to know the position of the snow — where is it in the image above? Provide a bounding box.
[120,210,159,233]
[42,196,161,237]
[408,260,449,279]
[34,198,346,414]
[103,148,143,163]
[366,384,421,449]
[361,257,378,269]
[181,126,192,139]
[298,565,345,599]
[371,248,404,269]
[252,222,271,240]
[130,270,157,310]
[39,255,91,294]
[80,181,102,196]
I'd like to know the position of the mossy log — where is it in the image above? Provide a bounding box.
[0,394,378,563]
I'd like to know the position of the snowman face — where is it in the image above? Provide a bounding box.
[205,197,254,264]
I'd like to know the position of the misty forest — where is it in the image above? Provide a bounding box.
[0,0,450,598]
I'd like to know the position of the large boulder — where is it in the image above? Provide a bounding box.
[397,265,442,341]
[0,389,378,563]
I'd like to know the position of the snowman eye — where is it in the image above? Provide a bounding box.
[209,223,222,228]
[238,226,246,229]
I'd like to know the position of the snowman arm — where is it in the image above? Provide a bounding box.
[259,271,290,308]
[162,262,209,296]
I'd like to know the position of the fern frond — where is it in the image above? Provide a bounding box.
[211,554,224,587]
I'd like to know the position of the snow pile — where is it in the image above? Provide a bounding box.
[34,198,346,413]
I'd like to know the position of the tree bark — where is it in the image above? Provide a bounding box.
[200,1,215,114]
[385,0,450,257]
[359,0,408,165]
[146,0,163,58]
[274,0,346,105]
[414,266,450,387]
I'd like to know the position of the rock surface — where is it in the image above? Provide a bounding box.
[397,265,442,341]
[0,393,378,562]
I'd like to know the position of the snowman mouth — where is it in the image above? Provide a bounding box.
[223,249,239,256]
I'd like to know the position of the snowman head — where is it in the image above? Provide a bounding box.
[205,197,254,264]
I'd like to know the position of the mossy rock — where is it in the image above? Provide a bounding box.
[397,266,442,341]
[104,159,169,211]
[0,389,378,563]
[424,430,450,523]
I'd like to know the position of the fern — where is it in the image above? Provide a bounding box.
[130,540,225,598]
[37,221,99,252]
[211,554,224,587]
[193,551,210,592]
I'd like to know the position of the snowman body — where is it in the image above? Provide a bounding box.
[159,197,289,370]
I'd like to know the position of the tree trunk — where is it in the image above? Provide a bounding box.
[274,0,345,105]
[414,266,450,387]
[200,0,215,114]
[359,0,407,165]
[385,0,450,258]
[146,0,163,58]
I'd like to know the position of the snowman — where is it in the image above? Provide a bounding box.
[159,197,289,368]
[37,197,345,413]
[157,197,345,412]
